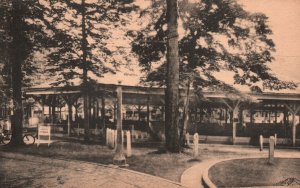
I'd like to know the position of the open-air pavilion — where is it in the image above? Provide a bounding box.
[6,83,299,146]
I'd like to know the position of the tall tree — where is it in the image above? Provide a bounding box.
[165,0,180,152]
[1,0,53,145]
[129,0,297,152]
[43,0,136,141]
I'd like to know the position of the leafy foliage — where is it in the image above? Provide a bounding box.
[42,0,137,86]
[0,0,53,88]
[130,0,297,92]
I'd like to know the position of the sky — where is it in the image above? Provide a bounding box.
[239,0,300,85]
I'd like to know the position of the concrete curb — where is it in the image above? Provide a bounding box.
[202,156,300,188]
[181,159,218,188]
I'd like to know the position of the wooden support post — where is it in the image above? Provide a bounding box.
[113,85,126,166]
[250,109,254,124]
[89,96,92,126]
[269,136,275,164]
[283,102,300,147]
[221,99,240,145]
[101,96,106,140]
[161,106,165,121]
[96,98,99,119]
[48,103,51,123]
[62,95,79,137]
[51,96,56,124]
[84,94,90,142]
[292,113,296,146]
[193,133,199,158]
[114,129,117,149]
[147,95,150,134]
[41,96,45,124]
[274,103,278,123]
[113,102,117,124]
[225,108,228,124]
[138,104,141,123]
[67,102,72,136]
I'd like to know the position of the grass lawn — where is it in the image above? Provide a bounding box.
[209,158,300,187]
[1,140,196,182]
[0,138,245,182]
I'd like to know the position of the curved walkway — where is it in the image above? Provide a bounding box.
[181,144,300,188]
[0,151,184,188]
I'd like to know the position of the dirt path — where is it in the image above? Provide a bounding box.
[0,152,184,188]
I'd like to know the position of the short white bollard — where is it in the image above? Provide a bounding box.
[141,132,144,139]
[161,134,166,142]
[193,133,199,157]
[186,133,190,146]
[259,135,263,151]
[135,132,139,140]
[274,134,277,146]
[126,131,132,157]
[269,136,275,164]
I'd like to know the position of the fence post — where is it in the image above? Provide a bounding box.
[126,131,132,157]
[186,133,190,146]
[269,136,275,164]
[259,135,263,151]
[193,133,199,157]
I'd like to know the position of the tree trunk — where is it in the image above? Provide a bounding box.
[67,102,72,136]
[180,80,191,148]
[10,0,24,146]
[113,85,126,165]
[81,0,90,142]
[165,0,180,152]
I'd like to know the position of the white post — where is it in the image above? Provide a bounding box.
[186,133,190,146]
[259,135,263,151]
[269,136,275,164]
[126,131,132,157]
[274,133,277,146]
[193,133,199,157]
